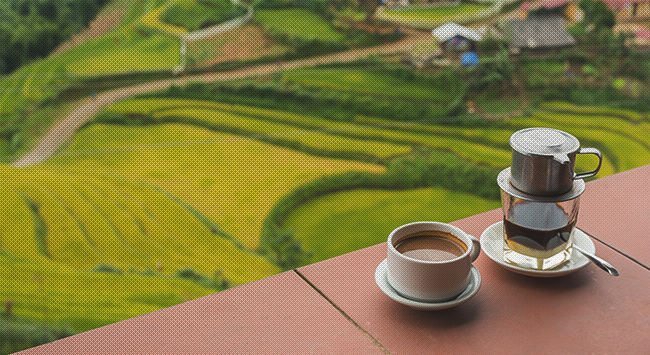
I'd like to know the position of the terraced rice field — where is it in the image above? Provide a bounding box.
[92,95,650,261]
[284,187,502,262]
[105,96,650,175]
[282,68,463,102]
[45,123,388,249]
[278,99,650,258]
[0,160,282,331]
[0,256,213,332]
[106,98,511,167]
[0,164,279,284]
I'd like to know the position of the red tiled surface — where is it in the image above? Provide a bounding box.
[577,164,650,266]
[299,205,650,354]
[18,271,382,354]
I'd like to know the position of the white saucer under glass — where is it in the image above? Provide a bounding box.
[375,259,481,310]
[481,221,595,277]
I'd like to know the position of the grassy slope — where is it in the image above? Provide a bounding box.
[66,31,180,75]
[0,164,280,284]
[376,3,493,29]
[255,8,345,41]
[284,187,501,263]
[282,68,462,102]
[0,256,214,333]
[45,123,386,250]
[161,0,245,32]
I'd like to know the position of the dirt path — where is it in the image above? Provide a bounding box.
[12,31,431,167]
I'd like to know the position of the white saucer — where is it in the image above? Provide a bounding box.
[375,259,481,311]
[480,221,595,277]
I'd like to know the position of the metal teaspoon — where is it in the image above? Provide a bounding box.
[573,244,619,276]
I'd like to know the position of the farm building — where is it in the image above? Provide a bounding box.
[432,22,482,51]
[506,15,576,54]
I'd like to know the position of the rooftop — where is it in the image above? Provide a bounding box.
[432,22,483,42]
[507,15,576,50]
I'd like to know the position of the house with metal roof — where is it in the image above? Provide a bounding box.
[432,22,482,42]
[506,15,576,54]
[432,22,482,52]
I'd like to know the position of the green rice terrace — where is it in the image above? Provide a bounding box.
[160,0,247,32]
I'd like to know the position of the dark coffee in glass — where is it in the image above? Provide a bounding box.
[502,192,580,270]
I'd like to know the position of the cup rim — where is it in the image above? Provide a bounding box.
[388,221,472,264]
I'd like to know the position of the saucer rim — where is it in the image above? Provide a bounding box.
[374,260,481,310]
[480,221,595,277]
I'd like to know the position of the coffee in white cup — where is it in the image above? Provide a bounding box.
[387,222,481,303]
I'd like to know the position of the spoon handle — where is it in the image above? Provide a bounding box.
[574,244,619,276]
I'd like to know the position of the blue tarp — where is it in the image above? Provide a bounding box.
[461,51,479,67]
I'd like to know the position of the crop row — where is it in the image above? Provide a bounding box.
[538,101,648,123]
[104,98,510,168]
[281,67,464,103]
[108,94,650,178]
[104,99,411,163]
[0,165,280,286]
[0,255,214,333]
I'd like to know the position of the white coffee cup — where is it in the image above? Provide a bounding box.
[387,222,481,303]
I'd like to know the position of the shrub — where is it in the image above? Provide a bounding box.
[93,263,123,274]
[0,317,76,354]
[176,268,232,290]
[258,225,312,271]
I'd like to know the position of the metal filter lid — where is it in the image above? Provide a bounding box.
[510,128,580,157]
[498,168,585,202]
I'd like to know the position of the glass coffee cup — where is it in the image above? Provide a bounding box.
[498,168,584,270]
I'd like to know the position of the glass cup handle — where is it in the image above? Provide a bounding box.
[469,235,481,262]
[574,147,602,179]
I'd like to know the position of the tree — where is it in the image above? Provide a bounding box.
[358,0,380,23]
[579,0,616,33]
[467,48,515,91]
[259,225,312,271]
